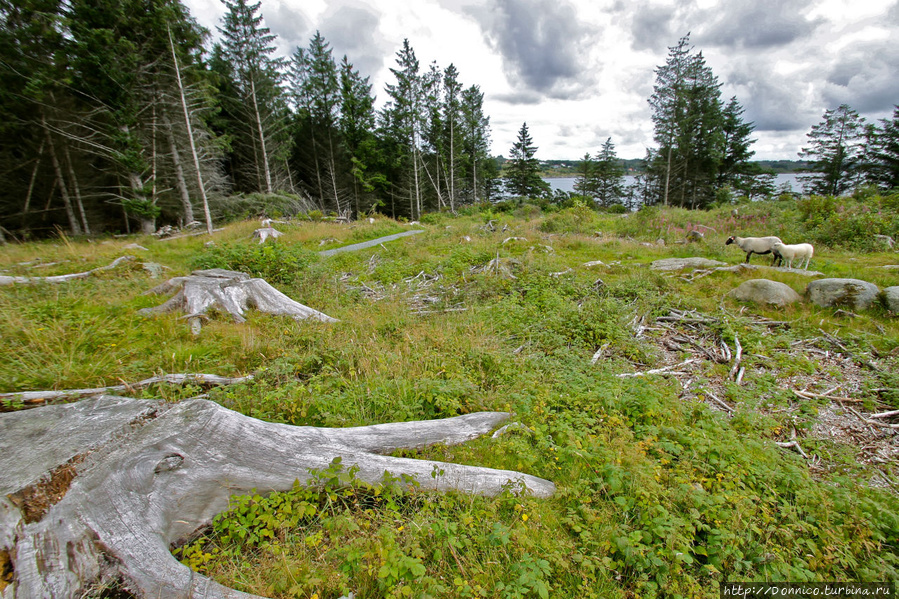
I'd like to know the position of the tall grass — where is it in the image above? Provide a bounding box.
[2,201,898,596]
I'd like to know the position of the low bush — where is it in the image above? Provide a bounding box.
[190,242,318,285]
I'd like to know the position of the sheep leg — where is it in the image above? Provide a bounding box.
[772,251,782,267]
[745,252,752,264]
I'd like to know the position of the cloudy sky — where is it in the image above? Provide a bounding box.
[183,0,899,161]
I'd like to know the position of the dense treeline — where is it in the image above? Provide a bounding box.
[2,4,897,240]
[0,0,494,238]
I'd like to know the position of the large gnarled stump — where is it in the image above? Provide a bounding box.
[139,269,337,332]
[0,397,554,598]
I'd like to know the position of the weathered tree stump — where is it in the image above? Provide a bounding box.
[251,227,282,243]
[138,269,337,331]
[0,397,554,598]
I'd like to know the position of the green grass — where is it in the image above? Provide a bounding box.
[2,202,898,597]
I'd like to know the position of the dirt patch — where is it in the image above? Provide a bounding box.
[6,453,85,523]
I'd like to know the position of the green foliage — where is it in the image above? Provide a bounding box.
[798,192,899,250]
[4,208,899,598]
[211,193,315,222]
[537,206,601,235]
[190,241,318,285]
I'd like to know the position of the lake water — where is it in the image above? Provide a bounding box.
[544,173,802,194]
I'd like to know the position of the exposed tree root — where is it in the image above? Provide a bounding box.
[0,397,554,598]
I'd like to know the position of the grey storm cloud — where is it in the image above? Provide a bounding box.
[626,6,680,52]
[724,63,817,132]
[318,2,388,79]
[465,0,597,99]
[614,0,694,52]
[263,3,310,53]
[822,40,899,115]
[694,0,823,49]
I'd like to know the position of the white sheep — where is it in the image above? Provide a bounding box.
[725,236,783,264]
[772,242,814,270]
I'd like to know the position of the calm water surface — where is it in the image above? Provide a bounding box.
[544,173,802,194]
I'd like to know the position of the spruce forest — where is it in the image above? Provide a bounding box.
[2,2,899,599]
[0,0,494,238]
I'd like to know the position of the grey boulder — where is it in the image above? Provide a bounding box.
[728,279,802,307]
[650,257,727,271]
[806,278,881,310]
[883,286,899,312]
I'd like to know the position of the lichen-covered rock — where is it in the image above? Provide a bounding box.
[728,279,802,307]
[650,257,727,271]
[883,286,899,312]
[806,278,881,310]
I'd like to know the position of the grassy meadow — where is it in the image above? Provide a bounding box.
[1,194,898,598]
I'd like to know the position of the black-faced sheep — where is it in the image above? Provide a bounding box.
[772,242,814,270]
[725,236,783,264]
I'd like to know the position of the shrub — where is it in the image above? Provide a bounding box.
[798,193,899,250]
[538,206,600,234]
[190,242,318,285]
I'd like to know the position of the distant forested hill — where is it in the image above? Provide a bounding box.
[537,159,809,177]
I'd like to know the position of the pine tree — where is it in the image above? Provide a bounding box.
[0,0,85,236]
[421,61,447,211]
[338,56,381,217]
[862,106,899,190]
[216,0,288,194]
[800,104,866,196]
[291,32,347,214]
[505,122,549,198]
[442,64,463,212]
[460,85,490,203]
[574,153,596,197]
[383,39,424,219]
[718,96,755,187]
[594,138,625,207]
[647,34,734,209]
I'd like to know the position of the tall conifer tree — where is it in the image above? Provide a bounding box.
[800,104,865,196]
[216,0,287,194]
[505,122,549,198]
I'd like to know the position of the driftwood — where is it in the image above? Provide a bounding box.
[0,373,253,408]
[0,397,554,598]
[0,255,134,285]
[616,358,698,378]
[139,269,337,332]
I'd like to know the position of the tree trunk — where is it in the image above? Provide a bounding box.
[472,155,478,204]
[664,145,672,207]
[249,77,273,194]
[449,117,456,212]
[164,114,195,224]
[63,145,91,236]
[42,116,82,237]
[0,396,553,598]
[22,141,45,229]
[327,133,342,216]
[168,27,211,234]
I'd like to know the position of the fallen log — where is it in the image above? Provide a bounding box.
[0,397,554,598]
[0,255,135,285]
[0,373,253,408]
